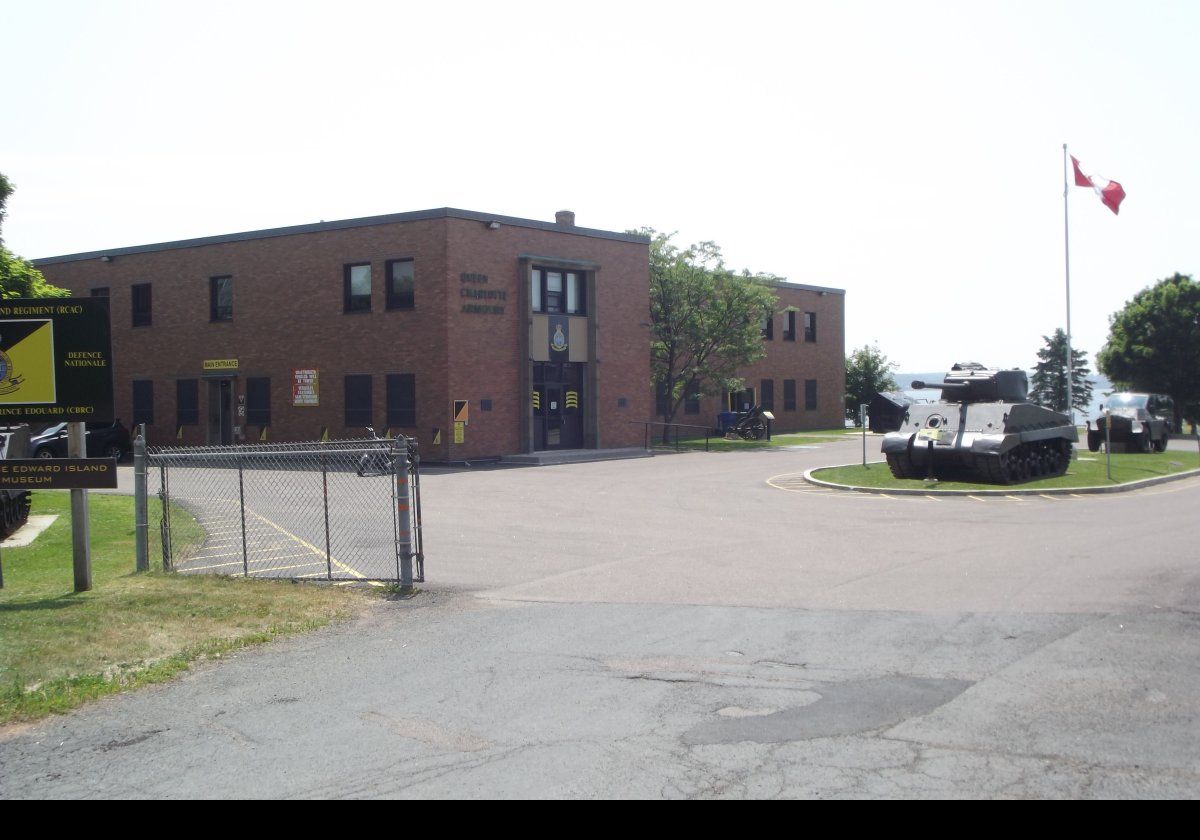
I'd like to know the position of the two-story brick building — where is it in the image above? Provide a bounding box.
[35,207,844,460]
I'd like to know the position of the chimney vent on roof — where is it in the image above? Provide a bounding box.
[555,210,576,227]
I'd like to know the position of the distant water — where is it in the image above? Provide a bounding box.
[894,371,1113,422]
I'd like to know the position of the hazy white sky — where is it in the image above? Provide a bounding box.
[3,0,1197,372]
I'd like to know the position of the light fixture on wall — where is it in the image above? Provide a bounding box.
[487,221,501,230]
[100,256,113,263]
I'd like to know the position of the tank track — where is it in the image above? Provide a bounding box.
[979,440,1072,485]
[0,490,32,540]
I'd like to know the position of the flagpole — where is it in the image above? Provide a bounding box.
[1062,143,1074,426]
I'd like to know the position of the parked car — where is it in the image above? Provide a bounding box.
[28,420,133,460]
[1086,393,1174,453]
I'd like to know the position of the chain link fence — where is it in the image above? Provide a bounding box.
[145,437,423,585]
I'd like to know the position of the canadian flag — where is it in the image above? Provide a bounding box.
[1071,155,1126,215]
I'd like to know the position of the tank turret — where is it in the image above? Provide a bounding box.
[881,364,1077,484]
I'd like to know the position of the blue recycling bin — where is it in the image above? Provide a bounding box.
[716,411,738,434]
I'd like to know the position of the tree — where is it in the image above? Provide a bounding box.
[1096,273,1200,429]
[0,172,69,300]
[1029,328,1092,414]
[844,344,898,425]
[636,229,780,426]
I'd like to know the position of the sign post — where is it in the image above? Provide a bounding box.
[0,298,114,591]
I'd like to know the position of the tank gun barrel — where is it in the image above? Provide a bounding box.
[911,380,968,394]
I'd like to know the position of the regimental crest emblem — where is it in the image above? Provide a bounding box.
[0,348,25,396]
[551,324,568,353]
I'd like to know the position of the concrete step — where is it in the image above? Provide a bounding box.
[500,447,653,466]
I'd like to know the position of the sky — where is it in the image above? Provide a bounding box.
[3,0,1197,373]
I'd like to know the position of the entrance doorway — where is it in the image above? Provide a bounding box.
[207,378,235,445]
[533,362,584,450]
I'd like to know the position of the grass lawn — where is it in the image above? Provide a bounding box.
[0,491,366,725]
[655,428,854,452]
[813,450,1200,491]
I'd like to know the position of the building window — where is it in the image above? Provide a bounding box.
[386,259,415,310]
[761,379,775,411]
[210,276,233,321]
[91,287,109,297]
[804,311,817,342]
[344,374,372,427]
[176,379,199,426]
[344,263,371,313]
[386,374,417,428]
[133,380,154,426]
[761,314,773,340]
[532,267,585,314]
[805,379,818,411]
[246,377,271,427]
[132,283,152,327]
[784,379,797,411]
[784,311,796,341]
[684,379,700,415]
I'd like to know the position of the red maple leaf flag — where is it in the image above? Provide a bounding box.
[1070,155,1126,215]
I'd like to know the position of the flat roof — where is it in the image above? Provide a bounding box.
[34,207,651,266]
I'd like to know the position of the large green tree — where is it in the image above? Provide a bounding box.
[1030,328,1092,414]
[844,344,898,425]
[1096,273,1200,428]
[636,229,779,426]
[0,172,69,300]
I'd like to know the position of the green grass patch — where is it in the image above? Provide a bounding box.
[655,429,855,452]
[813,450,1200,491]
[0,491,365,725]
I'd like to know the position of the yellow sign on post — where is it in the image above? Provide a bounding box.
[454,421,465,444]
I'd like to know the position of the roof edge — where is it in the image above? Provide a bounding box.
[34,207,651,266]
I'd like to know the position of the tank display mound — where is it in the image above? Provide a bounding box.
[880,363,1078,485]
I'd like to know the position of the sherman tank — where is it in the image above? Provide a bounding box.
[881,363,1077,484]
[0,426,32,538]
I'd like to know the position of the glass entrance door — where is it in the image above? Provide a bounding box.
[533,363,584,450]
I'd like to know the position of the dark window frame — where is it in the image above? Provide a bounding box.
[783,311,796,341]
[344,374,373,428]
[805,379,818,411]
[385,259,415,310]
[684,378,700,415]
[132,283,152,327]
[176,379,199,426]
[804,311,817,343]
[90,287,109,297]
[784,379,797,411]
[386,373,417,428]
[531,266,587,315]
[246,377,271,427]
[761,379,775,412]
[133,380,154,426]
[209,276,233,322]
[761,314,774,340]
[343,263,372,313]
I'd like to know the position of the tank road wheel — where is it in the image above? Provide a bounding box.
[989,452,1015,484]
[886,451,914,480]
[1153,432,1168,453]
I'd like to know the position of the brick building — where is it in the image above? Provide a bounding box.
[35,207,844,459]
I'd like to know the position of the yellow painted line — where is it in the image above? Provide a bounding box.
[247,560,328,575]
[179,558,246,573]
[967,495,987,502]
[1006,495,1024,502]
[244,507,366,579]
[1039,494,1064,501]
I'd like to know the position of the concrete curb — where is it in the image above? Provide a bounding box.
[803,461,1200,496]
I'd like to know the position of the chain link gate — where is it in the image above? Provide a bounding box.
[146,437,424,585]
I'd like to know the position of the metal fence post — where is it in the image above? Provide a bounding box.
[134,433,148,572]
[160,462,172,571]
[395,448,414,590]
[322,449,333,580]
[237,451,249,577]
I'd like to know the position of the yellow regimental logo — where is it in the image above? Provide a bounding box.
[319,426,330,441]
[0,320,55,403]
[432,428,442,445]
[532,390,541,409]
[259,427,268,442]
[565,390,579,409]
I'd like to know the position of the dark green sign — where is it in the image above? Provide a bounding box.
[0,458,118,489]
[0,298,114,423]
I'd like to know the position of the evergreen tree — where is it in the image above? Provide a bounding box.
[1030,328,1092,413]
[844,344,898,425]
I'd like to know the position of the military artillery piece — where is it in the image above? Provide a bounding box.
[881,363,1077,484]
